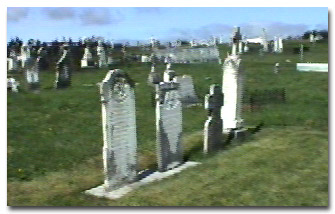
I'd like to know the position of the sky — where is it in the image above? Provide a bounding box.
[7,7,328,44]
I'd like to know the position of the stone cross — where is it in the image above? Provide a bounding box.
[156,82,183,172]
[221,54,244,132]
[204,84,224,153]
[99,69,138,191]
[231,27,242,55]
[55,47,72,89]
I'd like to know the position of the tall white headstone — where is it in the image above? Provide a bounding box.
[20,43,31,68]
[278,37,283,53]
[221,54,244,132]
[81,47,95,68]
[99,69,138,191]
[156,82,183,171]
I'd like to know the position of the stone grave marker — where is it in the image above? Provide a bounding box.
[156,82,183,172]
[231,26,242,55]
[204,84,224,153]
[55,47,72,89]
[20,43,31,68]
[24,56,40,90]
[97,41,107,68]
[7,77,20,92]
[173,75,199,106]
[81,47,95,68]
[221,54,244,132]
[99,69,137,191]
[262,28,269,52]
[299,44,304,62]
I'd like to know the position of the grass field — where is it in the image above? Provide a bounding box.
[7,40,328,206]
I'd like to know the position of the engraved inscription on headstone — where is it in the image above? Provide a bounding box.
[156,82,183,172]
[204,84,224,153]
[99,69,137,191]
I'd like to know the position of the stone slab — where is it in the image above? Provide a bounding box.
[296,63,328,72]
[84,161,200,200]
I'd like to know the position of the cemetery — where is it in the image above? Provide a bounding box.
[7,26,328,206]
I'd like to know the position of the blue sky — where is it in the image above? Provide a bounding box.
[7,7,328,43]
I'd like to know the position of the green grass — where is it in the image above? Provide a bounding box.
[7,126,328,206]
[7,40,328,206]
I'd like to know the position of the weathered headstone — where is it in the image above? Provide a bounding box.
[99,69,138,191]
[244,43,249,52]
[278,37,283,53]
[204,84,224,153]
[238,41,244,54]
[20,43,31,68]
[262,28,269,52]
[55,47,72,89]
[97,40,107,68]
[173,75,199,106]
[7,77,20,92]
[148,63,162,86]
[7,50,19,71]
[274,62,280,74]
[221,54,244,132]
[24,57,40,90]
[81,47,95,68]
[299,44,304,62]
[273,37,283,53]
[156,82,183,172]
[231,27,242,56]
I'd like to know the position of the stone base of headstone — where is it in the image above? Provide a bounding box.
[81,60,95,68]
[232,128,249,141]
[84,161,200,200]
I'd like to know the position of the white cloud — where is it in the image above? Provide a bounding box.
[7,7,29,22]
[80,8,123,26]
[44,8,75,20]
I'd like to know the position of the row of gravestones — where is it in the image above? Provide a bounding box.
[86,49,244,198]
[7,45,73,92]
[89,27,244,197]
